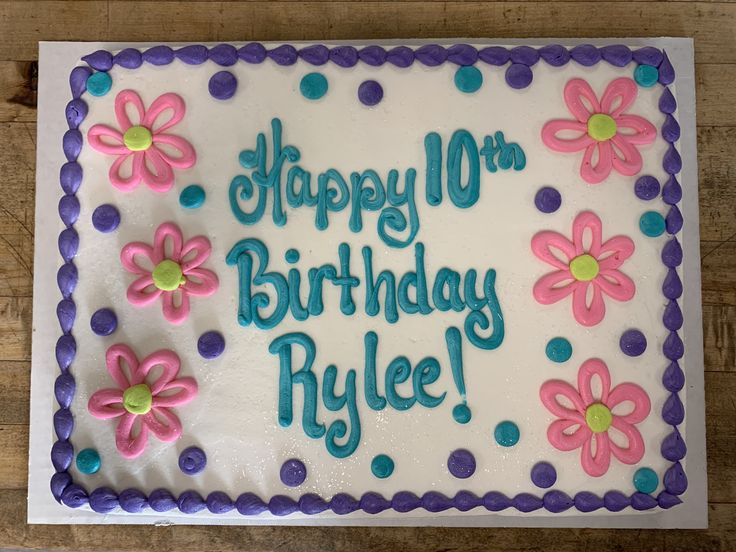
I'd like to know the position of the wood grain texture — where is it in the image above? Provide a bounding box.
[0,0,734,548]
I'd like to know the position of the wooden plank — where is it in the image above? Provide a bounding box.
[0,297,32,362]
[701,241,736,307]
[0,362,30,425]
[698,126,736,243]
[0,425,27,490]
[706,372,736,504]
[0,61,36,123]
[703,305,735,372]
[0,2,734,64]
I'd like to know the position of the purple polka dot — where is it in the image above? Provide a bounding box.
[92,204,120,233]
[531,462,557,488]
[358,80,383,106]
[178,446,207,475]
[534,187,562,213]
[208,71,237,100]
[197,331,225,359]
[634,175,661,201]
[448,449,476,479]
[280,458,307,487]
[620,329,647,357]
[505,63,533,89]
[90,308,117,336]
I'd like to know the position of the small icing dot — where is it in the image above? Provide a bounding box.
[531,462,557,488]
[239,150,257,169]
[371,454,395,479]
[76,448,101,474]
[447,449,476,479]
[454,66,483,93]
[90,308,117,336]
[123,384,152,415]
[545,337,572,363]
[280,458,307,487]
[152,260,184,291]
[494,421,520,447]
[358,80,383,106]
[92,204,120,233]
[634,64,659,88]
[179,446,207,475]
[179,185,206,209]
[588,113,617,141]
[633,467,659,493]
[208,71,237,100]
[570,254,599,281]
[285,248,300,263]
[505,63,533,89]
[197,331,225,359]
[585,403,613,433]
[620,329,647,357]
[300,72,328,100]
[640,211,666,237]
[452,404,472,424]
[123,126,152,151]
[86,72,112,97]
[534,186,561,213]
[634,175,660,200]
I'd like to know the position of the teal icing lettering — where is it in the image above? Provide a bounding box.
[288,266,309,321]
[413,357,445,408]
[336,243,359,315]
[432,268,465,312]
[480,131,526,172]
[315,169,350,230]
[385,356,416,411]
[306,265,338,316]
[268,332,325,438]
[363,331,387,410]
[362,246,399,323]
[286,166,317,207]
[447,129,480,208]
[229,174,267,225]
[226,238,288,329]
[322,366,361,458]
[424,132,442,206]
[397,242,433,315]
[349,170,386,232]
[378,168,419,248]
[464,269,505,350]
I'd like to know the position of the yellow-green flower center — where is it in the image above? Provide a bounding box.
[123,125,153,151]
[585,403,613,433]
[152,259,185,291]
[122,383,153,415]
[587,113,617,141]
[569,254,600,281]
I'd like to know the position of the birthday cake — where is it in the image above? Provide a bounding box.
[48,41,690,518]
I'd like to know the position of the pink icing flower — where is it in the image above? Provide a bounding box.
[539,358,651,477]
[88,344,198,459]
[87,90,196,193]
[531,211,635,326]
[121,222,218,325]
[541,78,656,184]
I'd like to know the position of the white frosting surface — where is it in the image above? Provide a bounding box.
[67,44,682,515]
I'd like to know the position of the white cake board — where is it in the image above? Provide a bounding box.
[28,38,706,527]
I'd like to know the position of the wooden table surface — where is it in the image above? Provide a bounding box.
[0,1,734,550]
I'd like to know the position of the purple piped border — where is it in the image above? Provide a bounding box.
[52,43,686,516]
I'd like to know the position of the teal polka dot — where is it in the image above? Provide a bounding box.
[86,72,112,97]
[452,404,472,424]
[300,72,328,100]
[285,248,300,263]
[634,65,659,88]
[454,66,483,94]
[639,211,666,237]
[494,421,520,447]
[546,337,572,363]
[633,467,659,493]
[179,185,206,209]
[76,448,101,474]
[371,454,395,479]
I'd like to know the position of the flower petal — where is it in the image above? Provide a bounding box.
[153,222,184,264]
[136,349,181,393]
[610,134,644,177]
[577,358,611,405]
[541,119,595,153]
[115,412,149,459]
[141,147,175,194]
[581,432,611,477]
[143,93,186,134]
[600,77,637,119]
[581,140,614,184]
[572,281,606,326]
[608,382,651,425]
[539,380,587,422]
[142,407,183,442]
[614,114,657,145]
[572,211,603,257]
[609,418,646,465]
[120,241,155,275]
[531,230,576,270]
[88,388,125,419]
[161,289,190,325]
[182,268,219,297]
[547,419,592,452]
[533,270,577,305]
[594,269,636,302]
[564,78,601,122]
[105,343,138,389]
[127,275,162,307]
[152,134,197,169]
[109,151,145,192]
[180,236,213,272]
[598,236,635,271]
[114,90,146,131]
[87,124,128,155]
[153,376,198,408]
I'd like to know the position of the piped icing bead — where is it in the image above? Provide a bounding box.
[197,331,225,359]
[531,462,557,488]
[494,420,520,446]
[371,454,395,479]
[358,80,383,106]
[620,329,647,356]
[86,71,112,97]
[538,44,570,67]
[149,488,177,511]
[91,204,120,233]
[178,490,206,513]
[90,308,117,336]
[454,66,483,93]
[300,44,330,66]
[114,48,143,69]
[478,46,509,66]
[447,44,478,66]
[175,45,209,65]
[179,446,207,475]
[569,44,601,66]
[505,63,533,89]
[634,64,659,88]
[546,337,572,363]
[448,449,476,479]
[209,44,238,66]
[280,458,307,487]
[206,491,234,514]
[534,186,561,213]
[76,448,101,474]
[142,45,175,66]
[208,71,237,100]
[634,175,660,200]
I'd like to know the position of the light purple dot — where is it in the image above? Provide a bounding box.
[90,308,117,336]
[620,329,647,357]
[534,186,562,213]
[92,204,120,233]
[280,458,307,487]
[197,331,225,359]
[505,63,533,89]
[531,462,557,488]
[208,71,237,100]
[448,449,476,479]
[358,80,383,106]
[634,175,660,201]
[179,446,206,475]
